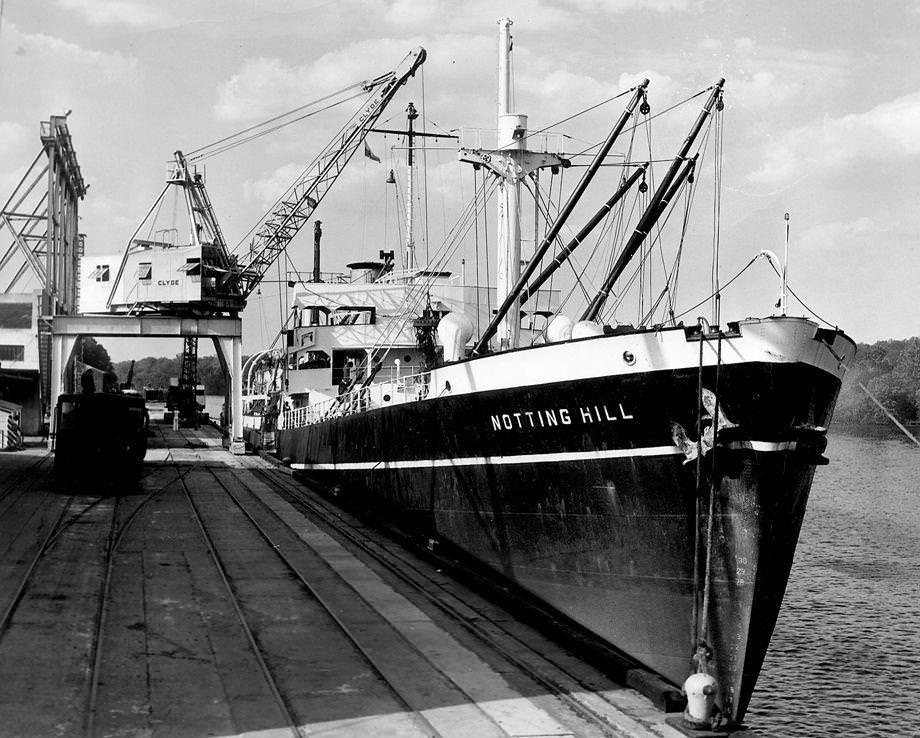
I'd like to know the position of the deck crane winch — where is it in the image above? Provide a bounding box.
[102,47,426,424]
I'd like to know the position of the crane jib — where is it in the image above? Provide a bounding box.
[235,46,426,303]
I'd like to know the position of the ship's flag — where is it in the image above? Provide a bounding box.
[364,141,381,163]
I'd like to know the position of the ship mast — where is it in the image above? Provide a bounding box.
[459,17,566,351]
[495,17,522,350]
[405,102,418,273]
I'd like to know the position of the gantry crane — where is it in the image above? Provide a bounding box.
[99,47,426,424]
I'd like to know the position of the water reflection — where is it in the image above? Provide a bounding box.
[748,430,920,737]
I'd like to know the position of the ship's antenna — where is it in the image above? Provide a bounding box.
[781,212,789,315]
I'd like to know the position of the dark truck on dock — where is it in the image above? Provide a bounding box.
[53,392,149,474]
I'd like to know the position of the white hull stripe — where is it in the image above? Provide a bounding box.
[289,440,798,471]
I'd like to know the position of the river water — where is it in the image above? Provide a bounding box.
[747,430,920,736]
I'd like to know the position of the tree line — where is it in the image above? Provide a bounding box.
[112,354,231,395]
[834,337,920,424]
[76,338,232,396]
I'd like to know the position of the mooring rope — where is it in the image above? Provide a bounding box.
[698,328,723,672]
[691,321,705,657]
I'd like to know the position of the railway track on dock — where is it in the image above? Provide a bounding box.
[243,464,675,738]
[178,467,440,738]
[0,464,184,641]
[0,452,51,504]
[0,431,677,737]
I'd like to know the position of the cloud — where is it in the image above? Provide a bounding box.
[214,34,498,124]
[242,162,316,211]
[214,39,433,122]
[693,36,851,111]
[56,0,165,27]
[749,89,920,183]
[0,23,139,96]
[0,122,30,158]
[617,70,681,102]
[560,0,692,11]
[798,217,876,253]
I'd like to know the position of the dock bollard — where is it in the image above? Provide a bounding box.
[682,672,719,728]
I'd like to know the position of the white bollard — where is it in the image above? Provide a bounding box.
[683,672,719,727]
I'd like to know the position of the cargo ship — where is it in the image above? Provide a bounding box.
[263,20,856,726]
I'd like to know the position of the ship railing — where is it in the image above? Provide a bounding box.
[279,368,432,430]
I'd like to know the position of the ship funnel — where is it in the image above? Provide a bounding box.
[572,320,605,339]
[546,314,574,342]
[437,312,475,362]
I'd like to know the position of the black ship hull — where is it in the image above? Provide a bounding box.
[276,318,854,722]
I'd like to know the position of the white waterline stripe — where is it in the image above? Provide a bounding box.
[292,446,680,470]
[740,440,798,452]
[289,440,801,471]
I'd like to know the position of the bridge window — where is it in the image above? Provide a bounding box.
[0,345,25,362]
[296,350,330,370]
[330,307,376,325]
[137,262,152,281]
[91,265,110,282]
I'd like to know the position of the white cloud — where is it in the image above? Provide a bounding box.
[560,0,692,11]
[750,89,920,183]
[214,34,497,125]
[0,122,30,157]
[798,217,876,253]
[0,22,139,93]
[56,0,165,27]
[214,39,435,122]
[242,162,309,210]
[617,70,681,103]
[730,70,799,107]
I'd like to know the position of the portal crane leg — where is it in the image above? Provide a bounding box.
[214,335,244,454]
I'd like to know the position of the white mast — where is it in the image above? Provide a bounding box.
[458,19,567,351]
[781,212,789,315]
[495,16,526,350]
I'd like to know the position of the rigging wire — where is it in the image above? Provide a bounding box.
[353,178,499,373]
[603,166,698,324]
[761,259,836,327]
[421,65,431,266]
[566,87,711,160]
[671,255,762,322]
[509,88,634,155]
[229,89,387,255]
[648,122,714,326]
[473,166,481,336]
[188,89,369,162]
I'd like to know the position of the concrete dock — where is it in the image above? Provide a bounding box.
[0,423,687,738]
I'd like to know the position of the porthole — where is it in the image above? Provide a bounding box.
[623,350,636,365]
[383,394,391,402]
[403,354,412,363]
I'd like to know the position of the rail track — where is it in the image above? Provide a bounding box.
[179,466,446,737]
[0,452,51,504]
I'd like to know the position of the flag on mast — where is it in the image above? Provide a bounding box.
[364,141,381,163]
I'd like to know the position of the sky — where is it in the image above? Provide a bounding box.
[2,0,919,362]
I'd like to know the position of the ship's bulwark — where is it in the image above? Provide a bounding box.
[278,360,842,724]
